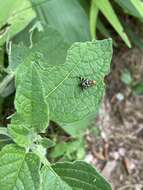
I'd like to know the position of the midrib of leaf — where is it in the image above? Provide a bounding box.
[37,67,50,121]
[38,152,63,186]
[45,63,77,99]
[43,164,67,190]
[12,152,26,190]
[53,167,102,189]
[61,176,101,190]
[0,139,10,143]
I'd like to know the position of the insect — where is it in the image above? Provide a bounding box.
[79,77,96,90]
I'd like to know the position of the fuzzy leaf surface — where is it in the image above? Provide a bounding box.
[37,39,112,123]
[15,39,112,124]
[41,165,72,190]
[51,161,112,190]
[0,144,40,190]
[8,62,49,148]
[13,62,49,132]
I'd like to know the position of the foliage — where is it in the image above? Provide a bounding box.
[0,0,121,189]
[0,32,112,189]
[121,69,133,85]
[90,0,143,48]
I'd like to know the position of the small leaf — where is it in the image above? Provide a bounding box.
[8,117,37,147]
[50,142,68,158]
[0,144,40,190]
[41,165,72,190]
[93,0,131,47]
[121,69,132,85]
[10,62,49,135]
[132,82,143,95]
[52,161,112,190]
[16,63,49,130]
[39,137,56,149]
[50,140,83,159]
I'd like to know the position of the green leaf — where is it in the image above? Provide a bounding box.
[39,39,112,123]
[0,0,35,45]
[93,0,131,47]
[121,20,143,49]
[60,114,95,137]
[115,0,143,20]
[0,135,12,150]
[8,58,49,147]
[132,82,143,95]
[8,26,69,73]
[0,126,9,136]
[39,137,56,149]
[16,39,112,124]
[12,61,49,132]
[50,139,84,159]
[89,0,99,39]
[41,165,72,190]
[121,69,133,85]
[0,144,40,190]
[0,73,15,98]
[31,0,90,44]
[51,161,112,190]
[8,118,37,147]
[31,26,70,66]
[50,142,68,158]
[97,18,117,47]
[0,48,4,71]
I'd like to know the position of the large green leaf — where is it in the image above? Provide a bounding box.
[8,26,69,73]
[31,0,90,44]
[51,161,112,190]
[15,39,112,124]
[41,165,72,190]
[0,0,35,45]
[39,39,112,123]
[93,0,131,47]
[0,144,40,190]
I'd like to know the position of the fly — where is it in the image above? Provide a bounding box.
[79,77,96,90]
